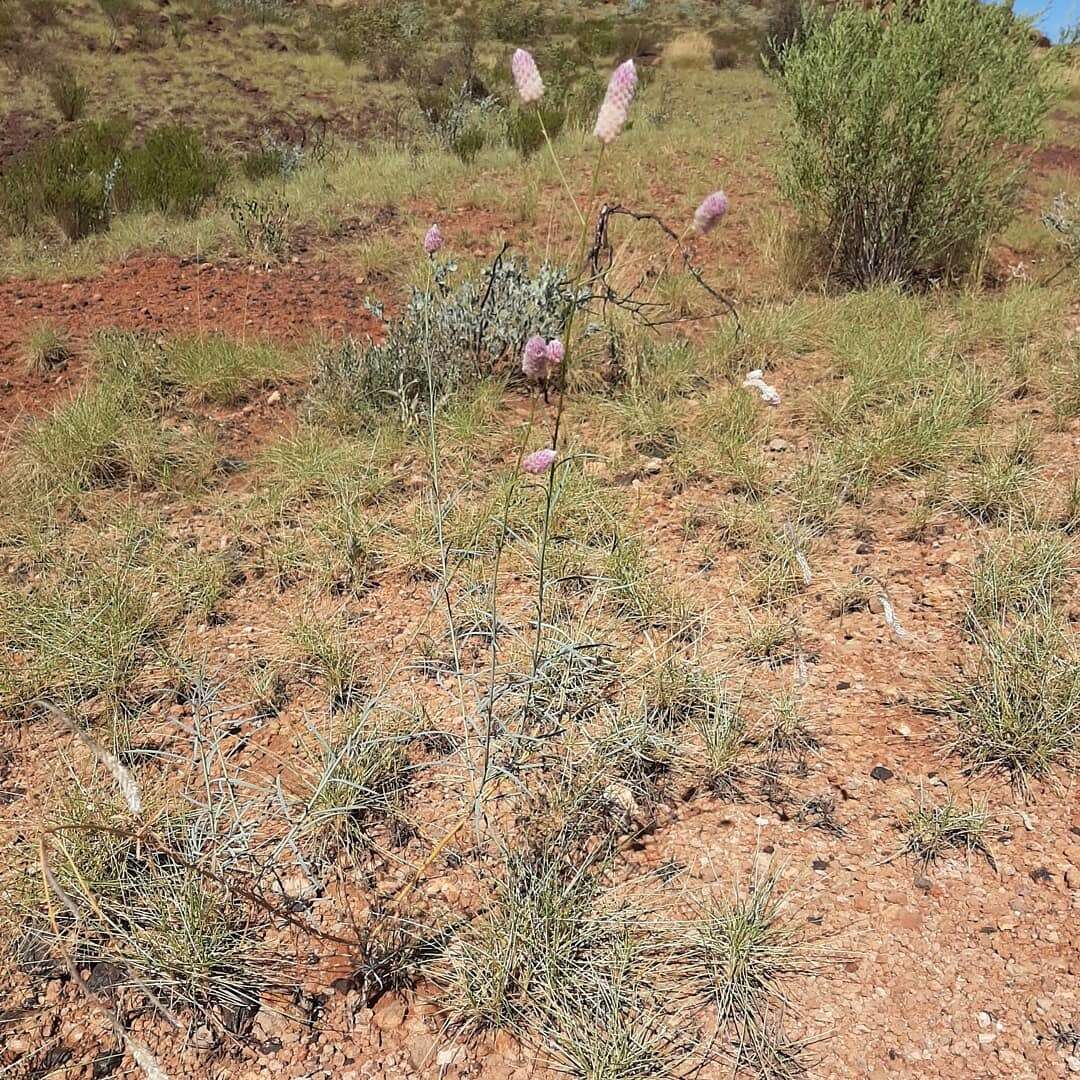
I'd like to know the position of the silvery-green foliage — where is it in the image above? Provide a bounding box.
[1042,192,1080,270]
[258,128,305,179]
[397,0,426,39]
[308,257,575,426]
[437,84,507,149]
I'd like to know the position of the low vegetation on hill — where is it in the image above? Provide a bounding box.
[0,1,1078,1078]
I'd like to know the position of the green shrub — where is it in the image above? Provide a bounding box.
[47,64,87,122]
[760,0,809,72]
[21,0,60,26]
[0,6,23,51]
[486,0,544,43]
[450,125,485,164]
[0,121,223,238]
[0,120,127,240]
[117,124,227,217]
[330,2,416,75]
[507,107,565,157]
[577,20,616,59]
[97,0,140,28]
[775,0,1057,287]
[712,46,739,70]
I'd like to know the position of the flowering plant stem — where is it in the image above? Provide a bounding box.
[528,145,606,685]
[473,395,539,837]
[538,108,585,227]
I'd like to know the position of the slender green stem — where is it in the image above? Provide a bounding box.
[529,144,607,680]
[422,314,471,769]
[474,395,539,835]
[538,108,585,227]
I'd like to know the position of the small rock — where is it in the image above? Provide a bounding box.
[642,457,663,475]
[914,875,933,893]
[191,1025,216,1050]
[267,390,282,405]
[373,996,406,1031]
[437,1046,465,1069]
[407,1032,436,1071]
[870,764,894,781]
[1065,866,1080,890]
[767,437,789,452]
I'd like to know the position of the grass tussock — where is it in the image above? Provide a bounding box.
[23,319,73,372]
[942,616,1079,791]
[900,794,997,866]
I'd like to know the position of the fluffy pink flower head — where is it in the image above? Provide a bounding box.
[511,49,544,104]
[693,191,729,236]
[423,223,443,255]
[545,338,565,369]
[523,448,557,475]
[522,335,550,380]
[594,59,638,145]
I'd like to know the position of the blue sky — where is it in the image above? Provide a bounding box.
[1007,0,1079,40]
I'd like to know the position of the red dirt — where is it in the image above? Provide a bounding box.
[1032,143,1080,175]
[0,254,381,426]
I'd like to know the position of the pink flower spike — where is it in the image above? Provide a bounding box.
[693,191,729,236]
[522,335,550,380]
[594,59,638,144]
[511,48,544,104]
[423,223,443,254]
[545,338,565,368]
[523,448,557,475]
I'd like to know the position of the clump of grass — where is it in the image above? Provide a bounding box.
[900,794,996,865]
[686,691,750,796]
[248,658,288,718]
[643,658,725,729]
[828,577,871,618]
[15,375,216,499]
[163,335,296,405]
[165,547,238,622]
[686,869,843,1074]
[1061,477,1080,534]
[436,849,677,1074]
[943,616,1079,790]
[0,555,159,712]
[291,613,366,711]
[967,533,1072,627]
[46,62,87,121]
[522,629,620,730]
[742,526,813,605]
[23,320,72,373]
[294,708,415,861]
[18,780,282,1029]
[959,428,1037,523]
[740,614,798,666]
[602,540,703,640]
[756,694,819,762]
